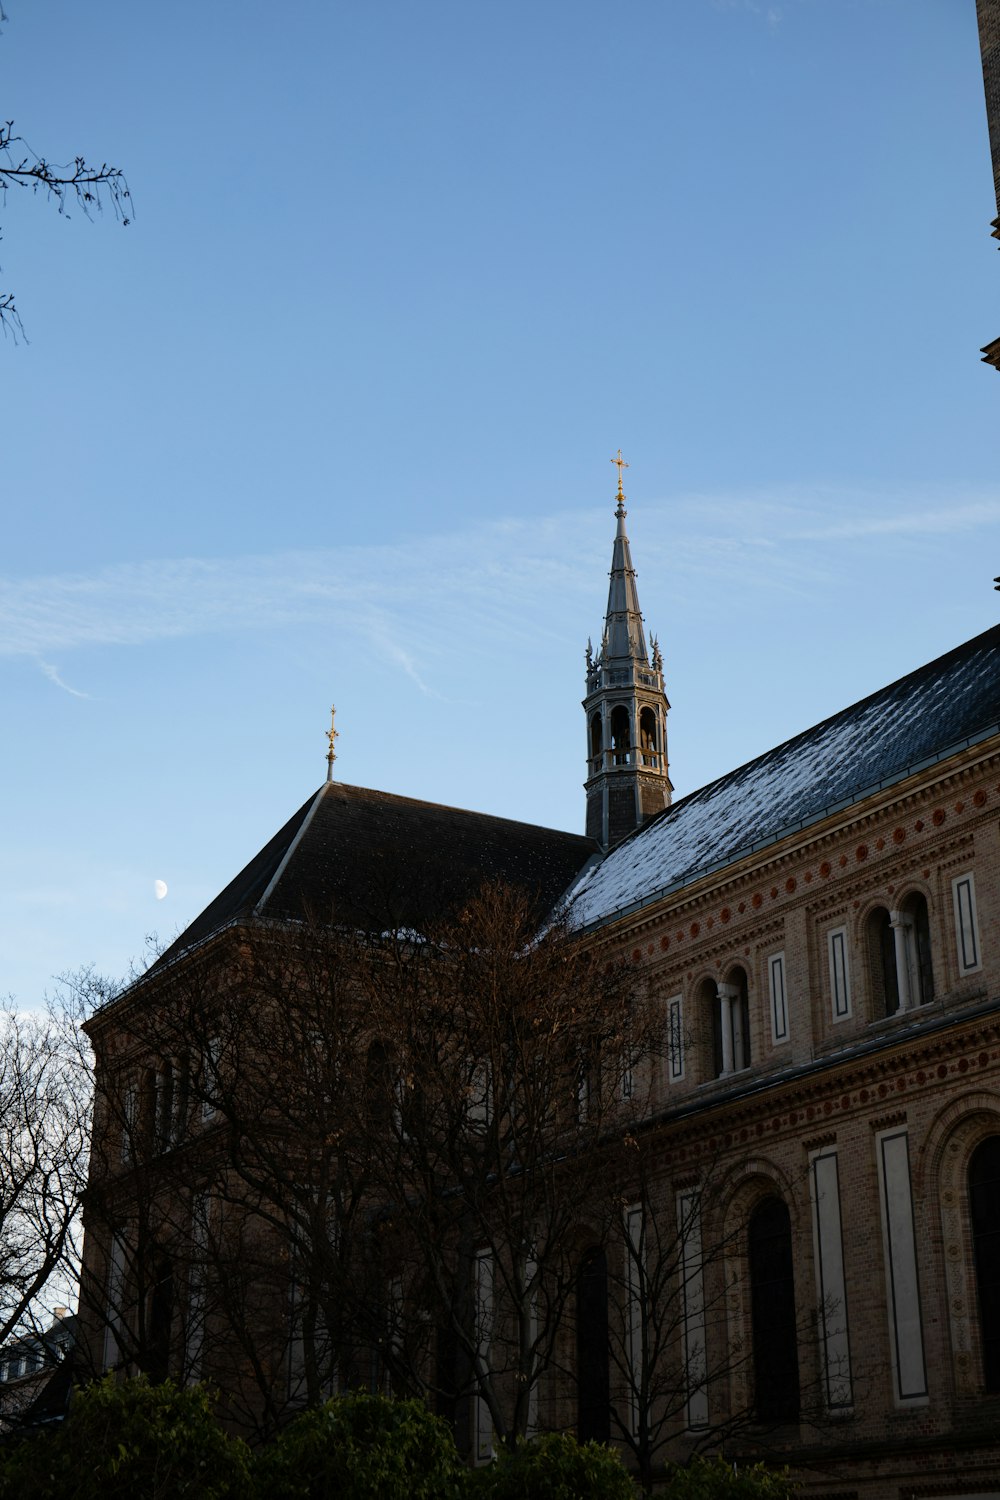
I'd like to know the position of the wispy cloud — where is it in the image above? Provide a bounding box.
[37,661,90,698]
[2,488,996,684]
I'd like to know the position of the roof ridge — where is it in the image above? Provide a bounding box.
[254,782,330,915]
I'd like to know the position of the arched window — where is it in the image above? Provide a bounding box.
[711,968,751,1078]
[576,1246,610,1442]
[748,1197,799,1422]
[610,706,631,766]
[589,713,603,770]
[701,978,723,1079]
[866,906,898,1016]
[969,1136,1000,1391]
[867,898,933,1016]
[900,892,933,1006]
[639,707,657,767]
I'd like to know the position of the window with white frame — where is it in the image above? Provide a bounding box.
[202,1038,221,1122]
[620,1048,635,1101]
[468,1059,492,1129]
[473,1249,494,1463]
[121,1081,138,1162]
[952,872,982,976]
[768,952,788,1044]
[625,1203,644,1439]
[827,927,852,1022]
[667,995,684,1082]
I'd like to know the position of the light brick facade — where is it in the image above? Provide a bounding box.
[579,735,1000,1498]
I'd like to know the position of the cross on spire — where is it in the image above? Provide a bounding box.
[325,705,339,782]
[610,449,629,513]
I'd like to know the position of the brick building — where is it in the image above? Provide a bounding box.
[79,479,1000,1498]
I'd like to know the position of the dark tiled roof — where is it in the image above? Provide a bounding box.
[566,624,1000,928]
[154,784,596,968]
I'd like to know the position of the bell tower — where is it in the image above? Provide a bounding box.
[584,454,672,849]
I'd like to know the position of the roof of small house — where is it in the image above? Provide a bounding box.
[152,783,598,969]
[564,623,1000,930]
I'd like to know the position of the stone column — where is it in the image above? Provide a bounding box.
[889,911,912,1011]
[718,984,736,1075]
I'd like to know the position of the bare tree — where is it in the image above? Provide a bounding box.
[1,29,131,341]
[351,882,662,1454]
[0,993,93,1411]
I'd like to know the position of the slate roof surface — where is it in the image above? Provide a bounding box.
[154,783,597,969]
[565,624,1000,930]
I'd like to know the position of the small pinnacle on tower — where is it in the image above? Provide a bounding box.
[325,705,339,783]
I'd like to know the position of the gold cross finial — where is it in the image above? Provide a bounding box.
[325,705,339,782]
[610,449,629,511]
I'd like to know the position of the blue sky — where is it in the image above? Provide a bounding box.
[2,0,998,1006]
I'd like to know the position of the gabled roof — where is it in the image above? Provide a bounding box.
[565,624,1000,930]
[153,783,597,970]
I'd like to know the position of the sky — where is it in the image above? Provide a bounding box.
[1,0,998,1008]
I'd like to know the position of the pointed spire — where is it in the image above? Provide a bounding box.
[602,449,648,666]
[325,705,339,783]
[584,456,672,848]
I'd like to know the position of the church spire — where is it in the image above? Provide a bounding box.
[583,457,672,849]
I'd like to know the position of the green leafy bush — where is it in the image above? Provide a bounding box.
[664,1455,795,1500]
[470,1432,635,1500]
[253,1390,465,1500]
[0,1375,252,1500]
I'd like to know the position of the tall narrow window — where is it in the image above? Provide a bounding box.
[828,927,852,1022]
[147,1252,174,1384]
[576,1246,610,1443]
[667,995,684,1082]
[625,1205,644,1439]
[969,1136,1000,1391]
[768,953,788,1044]
[639,707,658,768]
[901,893,933,1006]
[727,967,751,1071]
[186,1193,209,1384]
[121,1082,138,1163]
[473,1250,494,1463]
[748,1197,800,1422]
[589,713,603,772]
[202,1038,221,1122]
[103,1231,127,1370]
[953,873,982,976]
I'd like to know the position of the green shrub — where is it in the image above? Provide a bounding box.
[253,1390,465,1500]
[664,1455,795,1500]
[471,1432,635,1500]
[0,1375,251,1500]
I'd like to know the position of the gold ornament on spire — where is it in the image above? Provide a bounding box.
[610,448,629,510]
[325,705,339,783]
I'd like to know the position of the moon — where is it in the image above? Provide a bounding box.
[154,879,168,901]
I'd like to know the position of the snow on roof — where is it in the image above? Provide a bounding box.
[566,625,1000,930]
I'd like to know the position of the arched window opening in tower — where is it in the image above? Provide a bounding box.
[748,1196,800,1423]
[969,1136,1000,1391]
[639,707,658,769]
[610,706,631,767]
[590,713,603,773]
